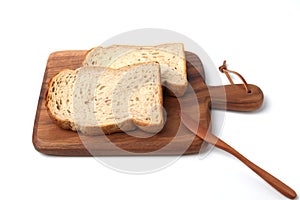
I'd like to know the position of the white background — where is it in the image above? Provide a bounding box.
[0,0,299,199]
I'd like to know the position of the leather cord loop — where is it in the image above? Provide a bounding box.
[219,60,251,93]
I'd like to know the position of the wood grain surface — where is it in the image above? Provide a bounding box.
[32,51,263,156]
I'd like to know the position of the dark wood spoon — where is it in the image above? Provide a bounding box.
[180,112,297,199]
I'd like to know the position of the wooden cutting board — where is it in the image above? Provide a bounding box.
[33,51,263,156]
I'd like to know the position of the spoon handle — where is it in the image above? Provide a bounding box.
[206,131,297,199]
[181,112,296,198]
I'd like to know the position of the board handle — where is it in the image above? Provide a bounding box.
[208,84,264,111]
[209,60,264,111]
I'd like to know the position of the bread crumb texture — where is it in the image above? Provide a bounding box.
[46,62,163,135]
[83,43,187,97]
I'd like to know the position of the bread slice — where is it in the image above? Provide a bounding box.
[82,43,187,96]
[46,62,164,135]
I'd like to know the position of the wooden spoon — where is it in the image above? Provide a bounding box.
[180,112,297,199]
